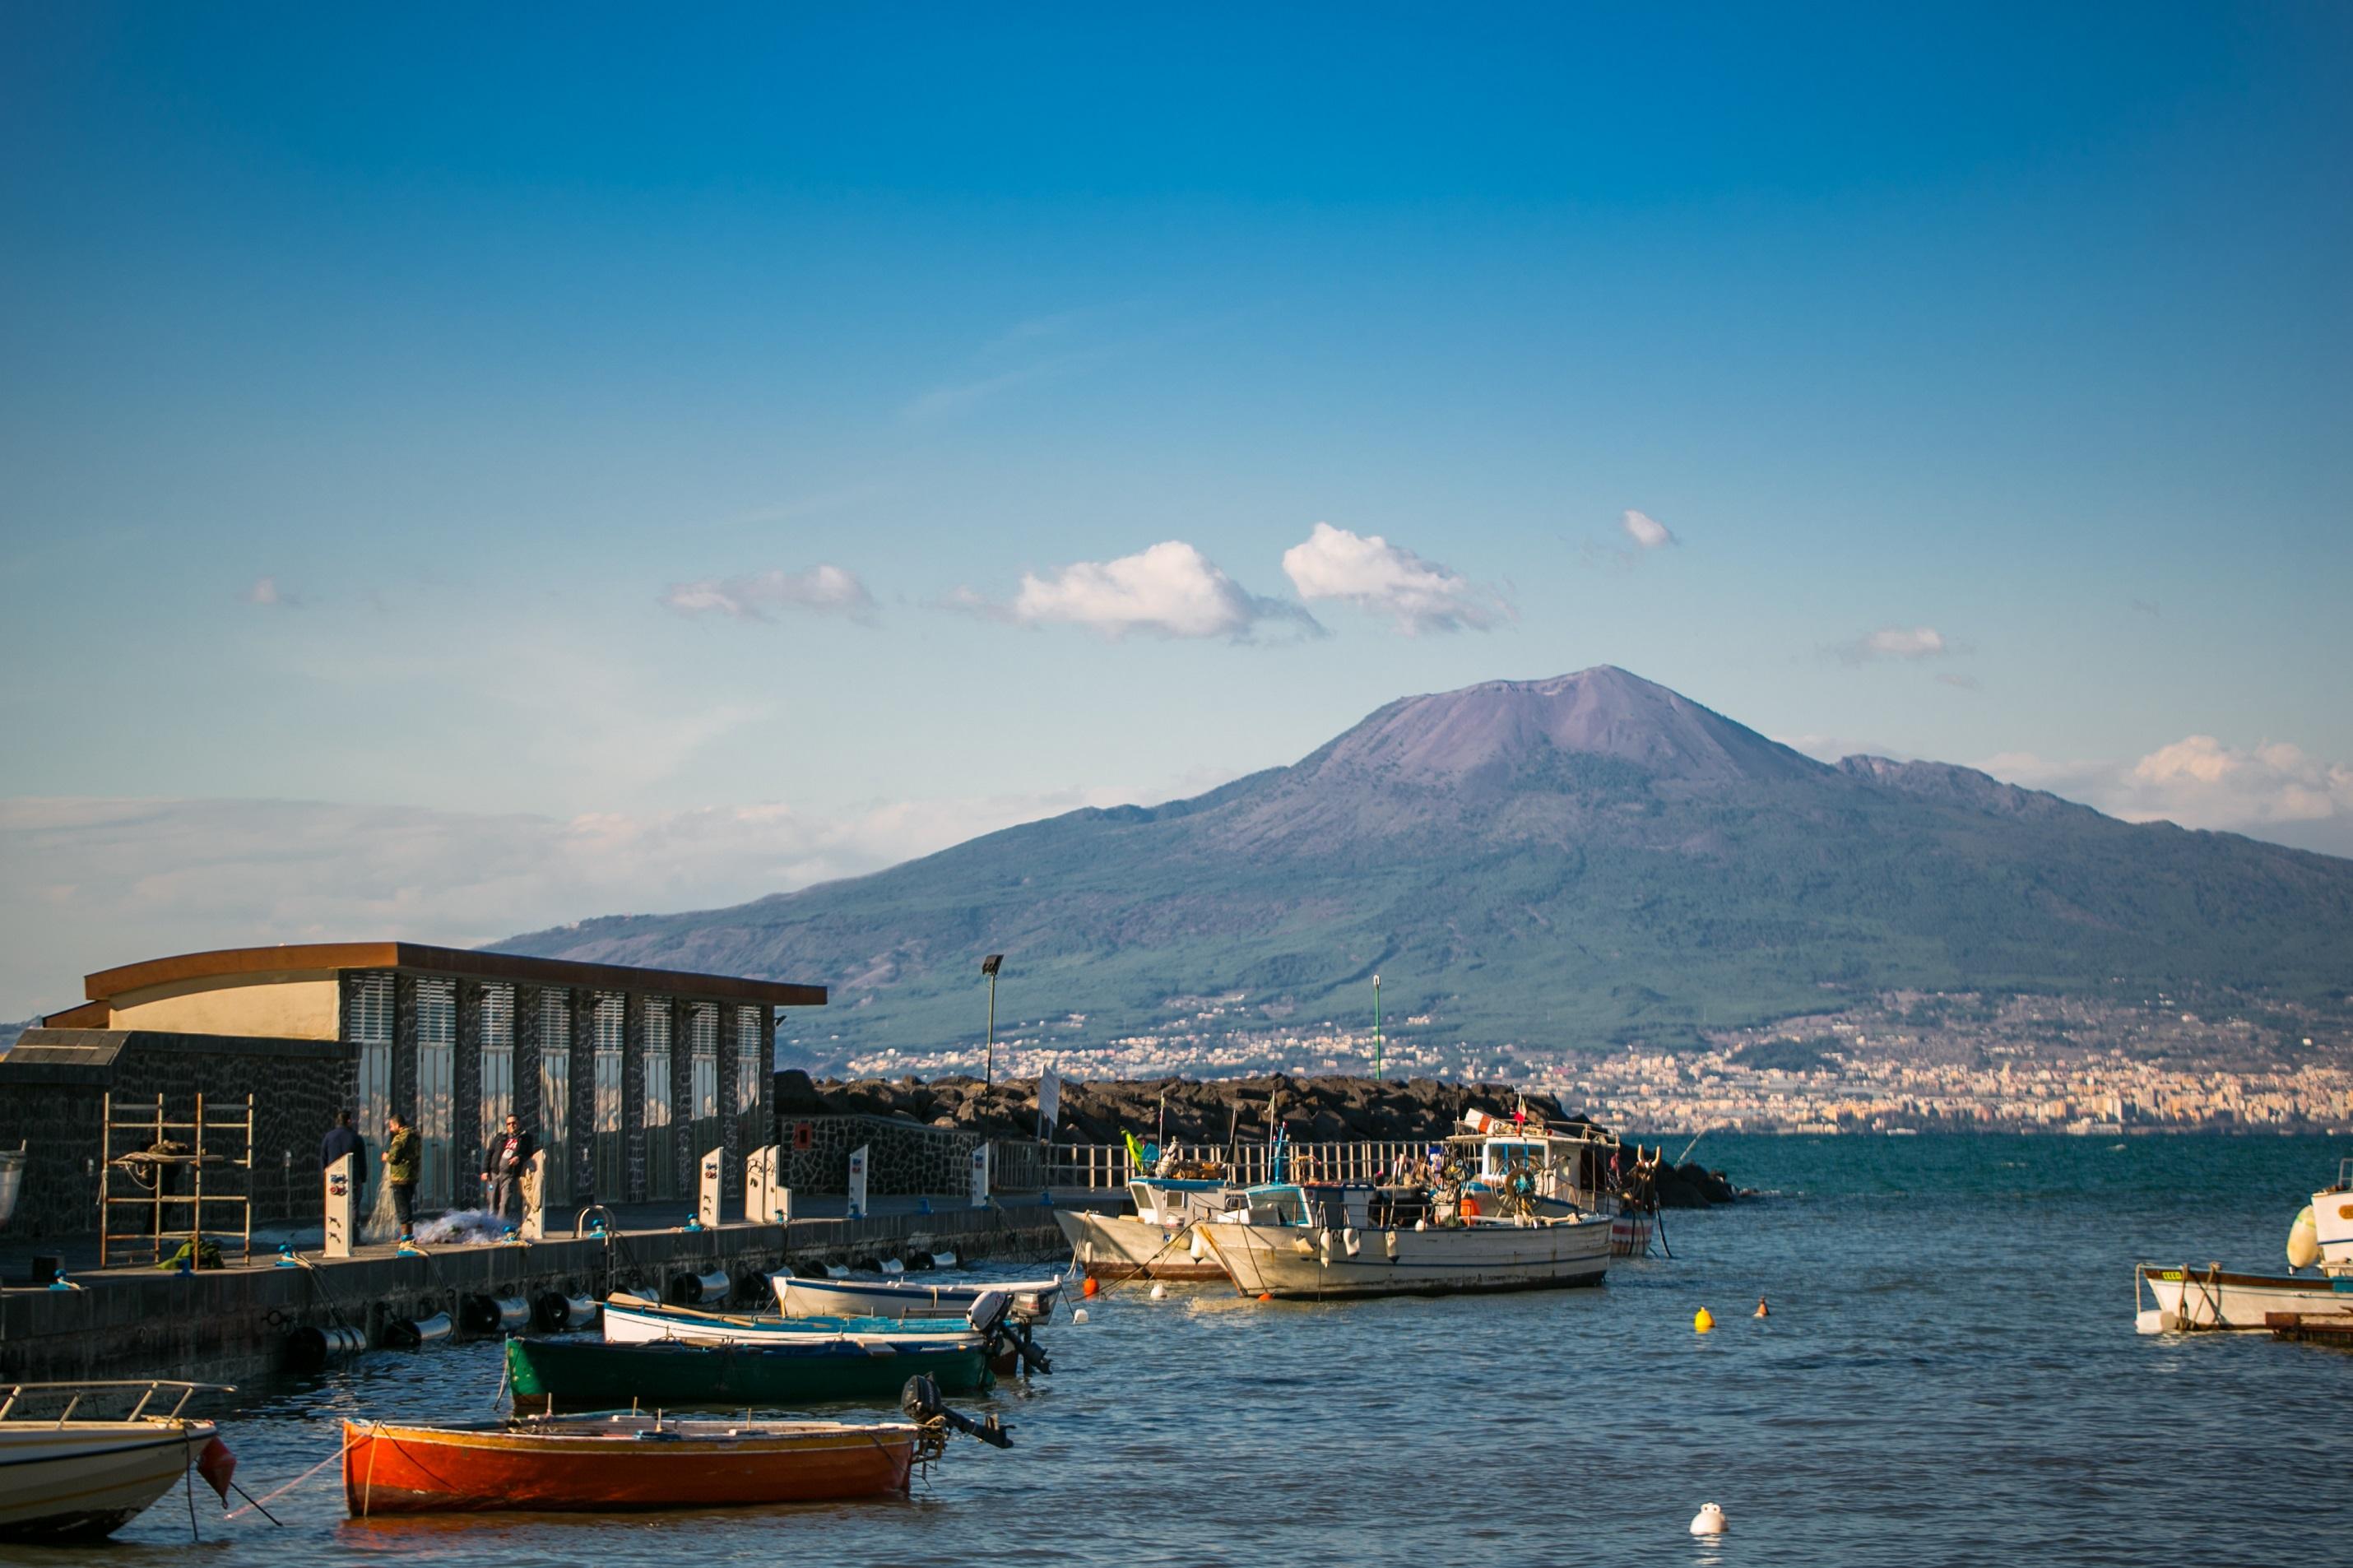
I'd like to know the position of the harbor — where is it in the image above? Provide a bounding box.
[0,1134,2341,1561]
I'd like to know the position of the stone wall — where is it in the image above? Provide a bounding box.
[775,1113,986,1195]
[0,1029,351,1241]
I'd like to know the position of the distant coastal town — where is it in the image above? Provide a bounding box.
[823,990,2352,1135]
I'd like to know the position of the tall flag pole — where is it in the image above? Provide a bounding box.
[1373,973,1383,1082]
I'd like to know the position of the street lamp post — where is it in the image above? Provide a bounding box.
[980,954,1005,1085]
[1373,973,1383,1082]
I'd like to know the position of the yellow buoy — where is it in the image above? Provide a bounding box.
[1694,1306,1715,1334]
[1753,1297,1769,1319]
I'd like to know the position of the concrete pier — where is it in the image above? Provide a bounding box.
[0,1199,1071,1384]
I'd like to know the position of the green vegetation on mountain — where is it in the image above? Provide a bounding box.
[498,668,2353,1063]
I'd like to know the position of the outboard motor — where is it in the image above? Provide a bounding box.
[900,1373,1013,1450]
[965,1289,1051,1376]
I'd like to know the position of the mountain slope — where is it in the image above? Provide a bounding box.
[499,667,2353,1060]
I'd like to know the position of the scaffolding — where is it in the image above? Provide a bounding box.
[98,1092,255,1268]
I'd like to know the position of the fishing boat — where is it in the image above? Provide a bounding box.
[506,1332,994,1413]
[1056,1177,1259,1283]
[602,1294,986,1349]
[2135,1160,2353,1332]
[1201,1184,1613,1299]
[1446,1109,1657,1257]
[773,1272,1062,1323]
[0,1380,230,1542]
[343,1375,1010,1515]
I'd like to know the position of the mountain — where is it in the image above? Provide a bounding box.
[498,667,2353,1061]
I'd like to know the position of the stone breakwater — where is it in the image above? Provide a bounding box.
[776,1070,1742,1207]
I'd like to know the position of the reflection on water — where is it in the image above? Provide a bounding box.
[67,1135,2351,1565]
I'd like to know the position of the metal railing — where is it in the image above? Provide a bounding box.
[1035,1140,1436,1191]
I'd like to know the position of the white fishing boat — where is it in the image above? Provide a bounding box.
[1200,1185,1612,1299]
[0,1380,230,1542]
[773,1272,1063,1324]
[2135,1160,2353,1332]
[1446,1109,1657,1258]
[602,1294,987,1351]
[1056,1177,1265,1283]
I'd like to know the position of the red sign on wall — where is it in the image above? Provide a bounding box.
[791,1120,814,1151]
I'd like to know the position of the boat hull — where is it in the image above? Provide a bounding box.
[774,1274,1062,1322]
[342,1417,913,1515]
[506,1335,991,1413]
[1203,1218,1611,1299]
[602,1298,981,1351]
[0,1423,216,1542]
[2137,1264,2353,1332]
[1056,1209,1229,1283]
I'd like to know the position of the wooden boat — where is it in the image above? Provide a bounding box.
[0,1380,229,1542]
[343,1412,921,1514]
[2136,1263,2353,1331]
[1203,1208,1612,1299]
[602,1294,983,1350]
[506,1333,993,1413]
[2135,1162,2353,1332]
[773,1273,1062,1323]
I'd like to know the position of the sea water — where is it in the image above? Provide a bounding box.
[50,1134,2351,1566]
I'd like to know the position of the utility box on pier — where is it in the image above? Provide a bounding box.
[697,1145,724,1228]
[323,1152,355,1257]
[745,1143,787,1226]
[519,1149,547,1241]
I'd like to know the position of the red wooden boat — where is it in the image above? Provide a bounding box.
[343,1413,920,1515]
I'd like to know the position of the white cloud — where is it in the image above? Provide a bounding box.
[1621,509,1676,550]
[958,540,1318,641]
[0,781,1176,1018]
[1279,522,1511,635]
[244,575,298,608]
[661,564,876,623]
[1985,735,2353,856]
[1835,624,1953,664]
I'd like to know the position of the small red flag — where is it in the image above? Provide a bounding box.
[197,1436,236,1504]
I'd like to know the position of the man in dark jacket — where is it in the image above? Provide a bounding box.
[320,1110,367,1199]
[481,1115,535,1227]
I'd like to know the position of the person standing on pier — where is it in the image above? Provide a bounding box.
[320,1109,367,1208]
[482,1114,535,1227]
[382,1112,420,1242]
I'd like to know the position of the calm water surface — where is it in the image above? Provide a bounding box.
[34,1134,2351,1567]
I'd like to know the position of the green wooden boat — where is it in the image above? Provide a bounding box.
[505,1335,994,1413]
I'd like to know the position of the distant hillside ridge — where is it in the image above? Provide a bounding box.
[499,666,2353,1060]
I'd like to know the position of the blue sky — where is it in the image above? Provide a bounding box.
[2,4,2349,1015]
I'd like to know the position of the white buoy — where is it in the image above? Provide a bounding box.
[1073,1307,1090,1324]
[1149,1283,1167,1300]
[1690,1503,1727,1536]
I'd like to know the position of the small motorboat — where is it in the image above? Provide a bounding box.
[2136,1161,2353,1332]
[601,1294,985,1349]
[773,1272,1063,1323]
[0,1380,232,1542]
[345,1375,1009,1515]
[603,1289,1051,1377]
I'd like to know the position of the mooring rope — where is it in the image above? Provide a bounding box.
[225,1429,356,1519]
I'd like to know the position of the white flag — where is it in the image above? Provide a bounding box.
[1037,1068,1061,1141]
